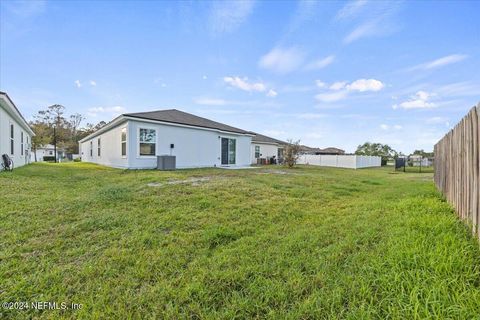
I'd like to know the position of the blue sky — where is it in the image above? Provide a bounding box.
[1,0,479,153]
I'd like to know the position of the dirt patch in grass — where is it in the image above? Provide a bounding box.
[147,176,214,187]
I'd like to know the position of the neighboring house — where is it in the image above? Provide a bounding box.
[250,133,286,164]
[300,145,345,155]
[0,92,35,169]
[79,109,254,169]
[409,154,433,166]
[31,144,66,162]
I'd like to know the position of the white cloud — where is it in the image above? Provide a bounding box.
[342,2,401,44]
[87,106,126,117]
[393,124,402,130]
[336,0,368,20]
[304,55,335,70]
[259,47,305,74]
[209,0,255,35]
[223,76,266,92]
[193,97,227,106]
[380,124,389,130]
[202,75,208,80]
[315,78,384,102]
[266,89,278,98]
[315,80,327,88]
[394,91,436,109]
[408,54,468,71]
[347,78,384,92]
[426,116,447,124]
[315,91,348,103]
[329,81,347,91]
[89,80,97,86]
[4,0,46,18]
[74,80,82,88]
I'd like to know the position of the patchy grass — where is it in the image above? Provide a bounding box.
[1,162,479,319]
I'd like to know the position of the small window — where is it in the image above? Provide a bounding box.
[90,141,93,157]
[139,128,156,156]
[49,151,53,155]
[10,124,14,155]
[255,146,260,158]
[97,138,101,157]
[121,128,127,156]
[21,132,24,156]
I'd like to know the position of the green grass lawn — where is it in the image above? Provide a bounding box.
[1,163,480,319]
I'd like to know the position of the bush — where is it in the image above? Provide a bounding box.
[43,156,55,162]
[73,158,81,162]
[284,139,301,168]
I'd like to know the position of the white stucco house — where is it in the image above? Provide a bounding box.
[0,92,35,170]
[79,109,254,169]
[31,144,66,162]
[250,133,286,164]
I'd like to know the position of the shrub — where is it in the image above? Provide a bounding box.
[73,158,81,162]
[42,156,55,162]
[284,139,301,168]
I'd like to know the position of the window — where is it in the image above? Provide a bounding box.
[121,128,127,157]
[10,124,14,155]
[221,138,236,165]
[49,151,53,155]
[139,128,156,156]
[21,132,24,156]
[255,145,260,158]
[97,138,101,157]
[90,141,93,157]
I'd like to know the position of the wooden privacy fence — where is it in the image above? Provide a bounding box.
[434,103,480,240]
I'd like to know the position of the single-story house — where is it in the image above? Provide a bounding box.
[250,132,286,164]
[0,92,35,169]
[300,145,345,155]
[31,144,66,162]
[79,109,254,169]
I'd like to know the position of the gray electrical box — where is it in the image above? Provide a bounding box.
[157,155,176,170]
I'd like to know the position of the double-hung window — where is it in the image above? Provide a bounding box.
[21,132,24,156]
[10,124,14,155]
[121,128,127,157]
[90,141,93,157]
[255,146,260,158]
[97,138,101,157]
[139,128,156,156]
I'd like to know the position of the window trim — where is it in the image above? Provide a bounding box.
[137,127,157,158]
[10,123,14,155]
[97,138,101,157]
[90,141,93,157]
[21,131,24,156]
[121,127,127,158]
[255,145,260,158]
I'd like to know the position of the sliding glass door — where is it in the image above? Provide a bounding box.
[221,138,236,165]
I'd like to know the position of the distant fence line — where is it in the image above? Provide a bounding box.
[434,103,480,240]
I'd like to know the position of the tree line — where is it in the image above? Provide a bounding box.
[30,104,106,160]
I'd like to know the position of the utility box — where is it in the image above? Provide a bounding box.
[157,155,176,170]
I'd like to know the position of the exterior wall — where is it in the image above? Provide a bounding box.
[0,104,33,169]
[80,122,130,168]
[250,143,279,164]
[299,155,381,169]
[31,148,66,162]
[128,120,252,169]
[80,119,252,169]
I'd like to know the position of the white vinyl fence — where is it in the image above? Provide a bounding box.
[298,155,381,169]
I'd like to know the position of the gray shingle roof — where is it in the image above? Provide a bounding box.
[250,132,287,145]
[124,109,251,134]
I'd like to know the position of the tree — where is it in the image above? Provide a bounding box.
[30,121,51,162]
[355,142,398,164]
[284,139,301,168]
[412,149,434,158]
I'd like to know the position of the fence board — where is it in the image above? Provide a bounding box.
[434,103,480,241]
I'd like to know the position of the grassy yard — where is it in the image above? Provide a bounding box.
[1,163,480,319]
